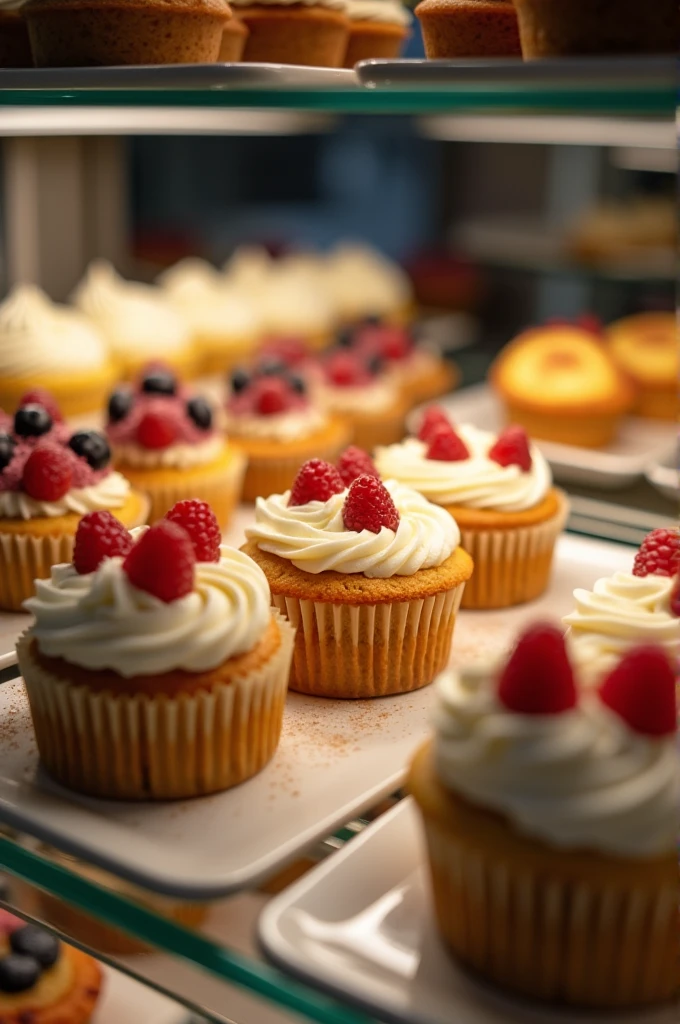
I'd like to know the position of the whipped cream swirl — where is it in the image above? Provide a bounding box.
[0,471,130,520]
[346,0,412,25]
[159,258,261,343]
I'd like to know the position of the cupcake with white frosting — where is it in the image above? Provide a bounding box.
[318,347,409,450]
[342,0,411,67]
[323,242,414,326]
[230,0,350,68]
[17,501,295,800]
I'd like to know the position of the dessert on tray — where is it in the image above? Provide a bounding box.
[244,456,473,697]
[415,0,521,59]
[342,0,411,67]
[605,311,678,420]
[18,501,295,800]
[319,348,408,450]
[350,319,459,406]
[230,0,350,67]
[219,12,249,58]
[409,623,679,1008]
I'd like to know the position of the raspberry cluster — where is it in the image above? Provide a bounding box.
[107,365,214,450]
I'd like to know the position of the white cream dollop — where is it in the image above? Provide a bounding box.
[323,243,413,321]
[346,0,412,25]
[159,258,261,345]
[246,479,458,577]
[0,471,130,521]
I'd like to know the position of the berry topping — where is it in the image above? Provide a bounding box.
[426,424,470,462]
[358,324,412,362]
[632,528,680,578]
[366,354,385,376]
[186,396,213,431]
[14,404,52,439]
[141,368,177,397]
[108,387,134,423]
[336,326,355,348]
[260,338,310,366]
[22,445,72,501]
[10,926,60,969]
[230,368,250,394]
[165,499,221,563]
[73,510,133,575]
[362,313,382,327]
[497,623,576,715]
[123,520,195,603]
[417,405,450,443]
[289,459,345,507]
[136,409,177,450]
[671,577,680,617]
[325,351,371,388]
[342,475,400,534]
[259,359,287,377]
[18,389,63,423]
[289,374,306,395]
[0,911,21,936]
[0,954,41,994]
[68,430,111,471]
[488,425,532,472]
[598,646,677,737]
[0,433,16,473]
[256,377,290,415]
[336,446,379,487]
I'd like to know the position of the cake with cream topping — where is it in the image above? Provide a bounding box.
[319,348,408,450]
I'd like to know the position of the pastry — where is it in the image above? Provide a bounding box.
[375,414,568,609]
[351,320,459,406]
[409,624,679,1008]
[512,0,678,58]
[415,0,521,58]
[18,502,295,799]
[219,12,249,57]
[107,365,245,528]
[244,457,473,697]
[567,198,676,266]
[0,392,148,612]
[606,311,678,420]
[0,5,32,66]
[323,243,414,326]
[490,323,635,447]
[342,0,411,67]
[230,0,349,66]
[319,349,408,450]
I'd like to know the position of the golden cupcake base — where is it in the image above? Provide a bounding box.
[238,5,350,68]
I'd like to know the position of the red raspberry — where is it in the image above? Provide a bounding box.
[289,459,345,506]
[342,475,400,534]
[123,520,195,603]
[22,444,73,501]
[488,425,532,472]
[497,623,576,715]
[260,338,309,367]
[18,389,63,423]
[417,406,451,443]
[336,446,379,487]
[632,528,680,578]
[256,377,290,416]
[426,424,470,462]
[598,646,676,737]
[165,499,221,562]
[325,352,369,387]
[671,577,680,617]
[357,325,412,362]
[136,409,177,450]
[73,510,133,575]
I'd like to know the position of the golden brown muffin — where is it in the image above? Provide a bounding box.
[415,0,521,58]
[343,20,408,67]
[605,312,678,421]
[219,13,248,58]
[236,4,350,67]
[0,10,33,66]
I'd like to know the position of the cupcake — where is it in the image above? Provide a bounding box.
[351,320,459,406]
[0,393,148,612]
[0,4,32,67]
[243,458,473,697]
[375,412,568,609]
[106,365,245,528]
[319,349,409,450]
[512,0,678,58]
[342,0,411,67]
[409,624,679,1008]
[225,363,350,502]
[18,503,295,800]
[219,12,249,58]
[564,527,680,688]
[72,261,196,380]
[230,0,349,67]
[490,323,635,448]
[0,912,102,1023]
[323,243,414,327]
[606,312,678,420]
[415,0,521,58]
[24,0,232,67]
[0,285,118,418]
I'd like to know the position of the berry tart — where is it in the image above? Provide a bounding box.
[409,625,679,1009]
[106,365,245,527]
[225,362,350,502]
[350,319,460,406]
[319,348,409,451]
[605,311,678,420]
[564,527,680,688]
[0,392,148,612]
[243,456,473,697]
[375,412,568,609]
[0,912,102,1024]
[18,501,295,799]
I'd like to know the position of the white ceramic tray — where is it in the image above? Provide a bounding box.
[645,448,678,504]
[0,64,356,90]
[259,800,676,1024]
[96,962,188,1024]
[0,534,632,899]
[0,613,29,672]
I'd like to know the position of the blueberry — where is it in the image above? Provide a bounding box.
[13,405,52,438]
[0,954,41,993]
[141,370,176,397]
[10,926,60,969]
[258,359,286,377]
[367,354,384,376]
[0,433,16,472]
[362,313,383,327]
[288,375,306,395]
[230,368,250,394]
[107,387,133,423]
[186,397,213,431]
[68,431,111,470]
[335,327,355,349]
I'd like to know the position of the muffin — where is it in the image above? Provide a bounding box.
[0,393,148,612]
[351,320,459,406]
[24,0,232,67]
[490,323,635,448]
[0,6,32,66]
[512,0,678,58]
[409,624,679,1008]
[319,349,409,450]
[342,0,411,67]
[323,243,414,327]
[375,413,568,609]
[0,912,102,1024]
[605,312,678,420]
[219,12,249,58]
[18,504,295,800]
[107,365,245,528]
[0,285,118,418]
[415,0,521,58]
[244,459,473,697]
[231,0,349,66]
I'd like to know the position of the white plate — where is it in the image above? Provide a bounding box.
[0,534,632,899]
[645,449,678,504]
[97,962,188,1024]
[259,800,676,1024]
[0,64,356,90]
[0,613,29,671]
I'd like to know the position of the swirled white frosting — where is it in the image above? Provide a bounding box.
[257,268,334,340]
[323,243,412,321]
[563,572,680,688]
[224,407,327,442]
[0,471,130,521]
[322,377,398,414]
[25,541,272,677]
[346,0,411,25]
[247,479,458,577]
[222,246,274,296]
[114,435,226,470]
[433,663,680,858]
[159,258,262,344]
[375,425,551,512]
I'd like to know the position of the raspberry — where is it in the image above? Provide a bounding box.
[18,389,63,423]
[632,528,680,578]
[598,646,676,737]
[417,406,451,443]
[136,409,177,450]
[342,475,400,534]
[22,445,73,501]
[260,338,309,367]
[426,424,470,462]
[671,577,680,617]
[289,459,345,507]
[325,352,369,388]
[73,510,133,575]
[256,377,290,416]
[123,520,195,603]
[336,446,379,486]
[488,425,532,472]
[497,623,576,715]
[357,324,412,362]
[165,499,221,562]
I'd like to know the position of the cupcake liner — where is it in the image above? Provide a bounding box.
[271,585,465,698]
[16,612,295,801]
[239,433,349,503]
[351,404,408,452]
[0,531,74,612]
[129,449,246,528]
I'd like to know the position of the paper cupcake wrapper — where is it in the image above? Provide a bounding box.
[17,612,295,801]
[271,585,464,698]
[351,406,408,453]
[240,435,349,504]
[134,450,246,528]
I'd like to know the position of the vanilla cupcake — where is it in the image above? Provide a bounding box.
[343,0,411,66]
[231,0,349,67]
[324,243,414,326]
[319,348,408,450]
